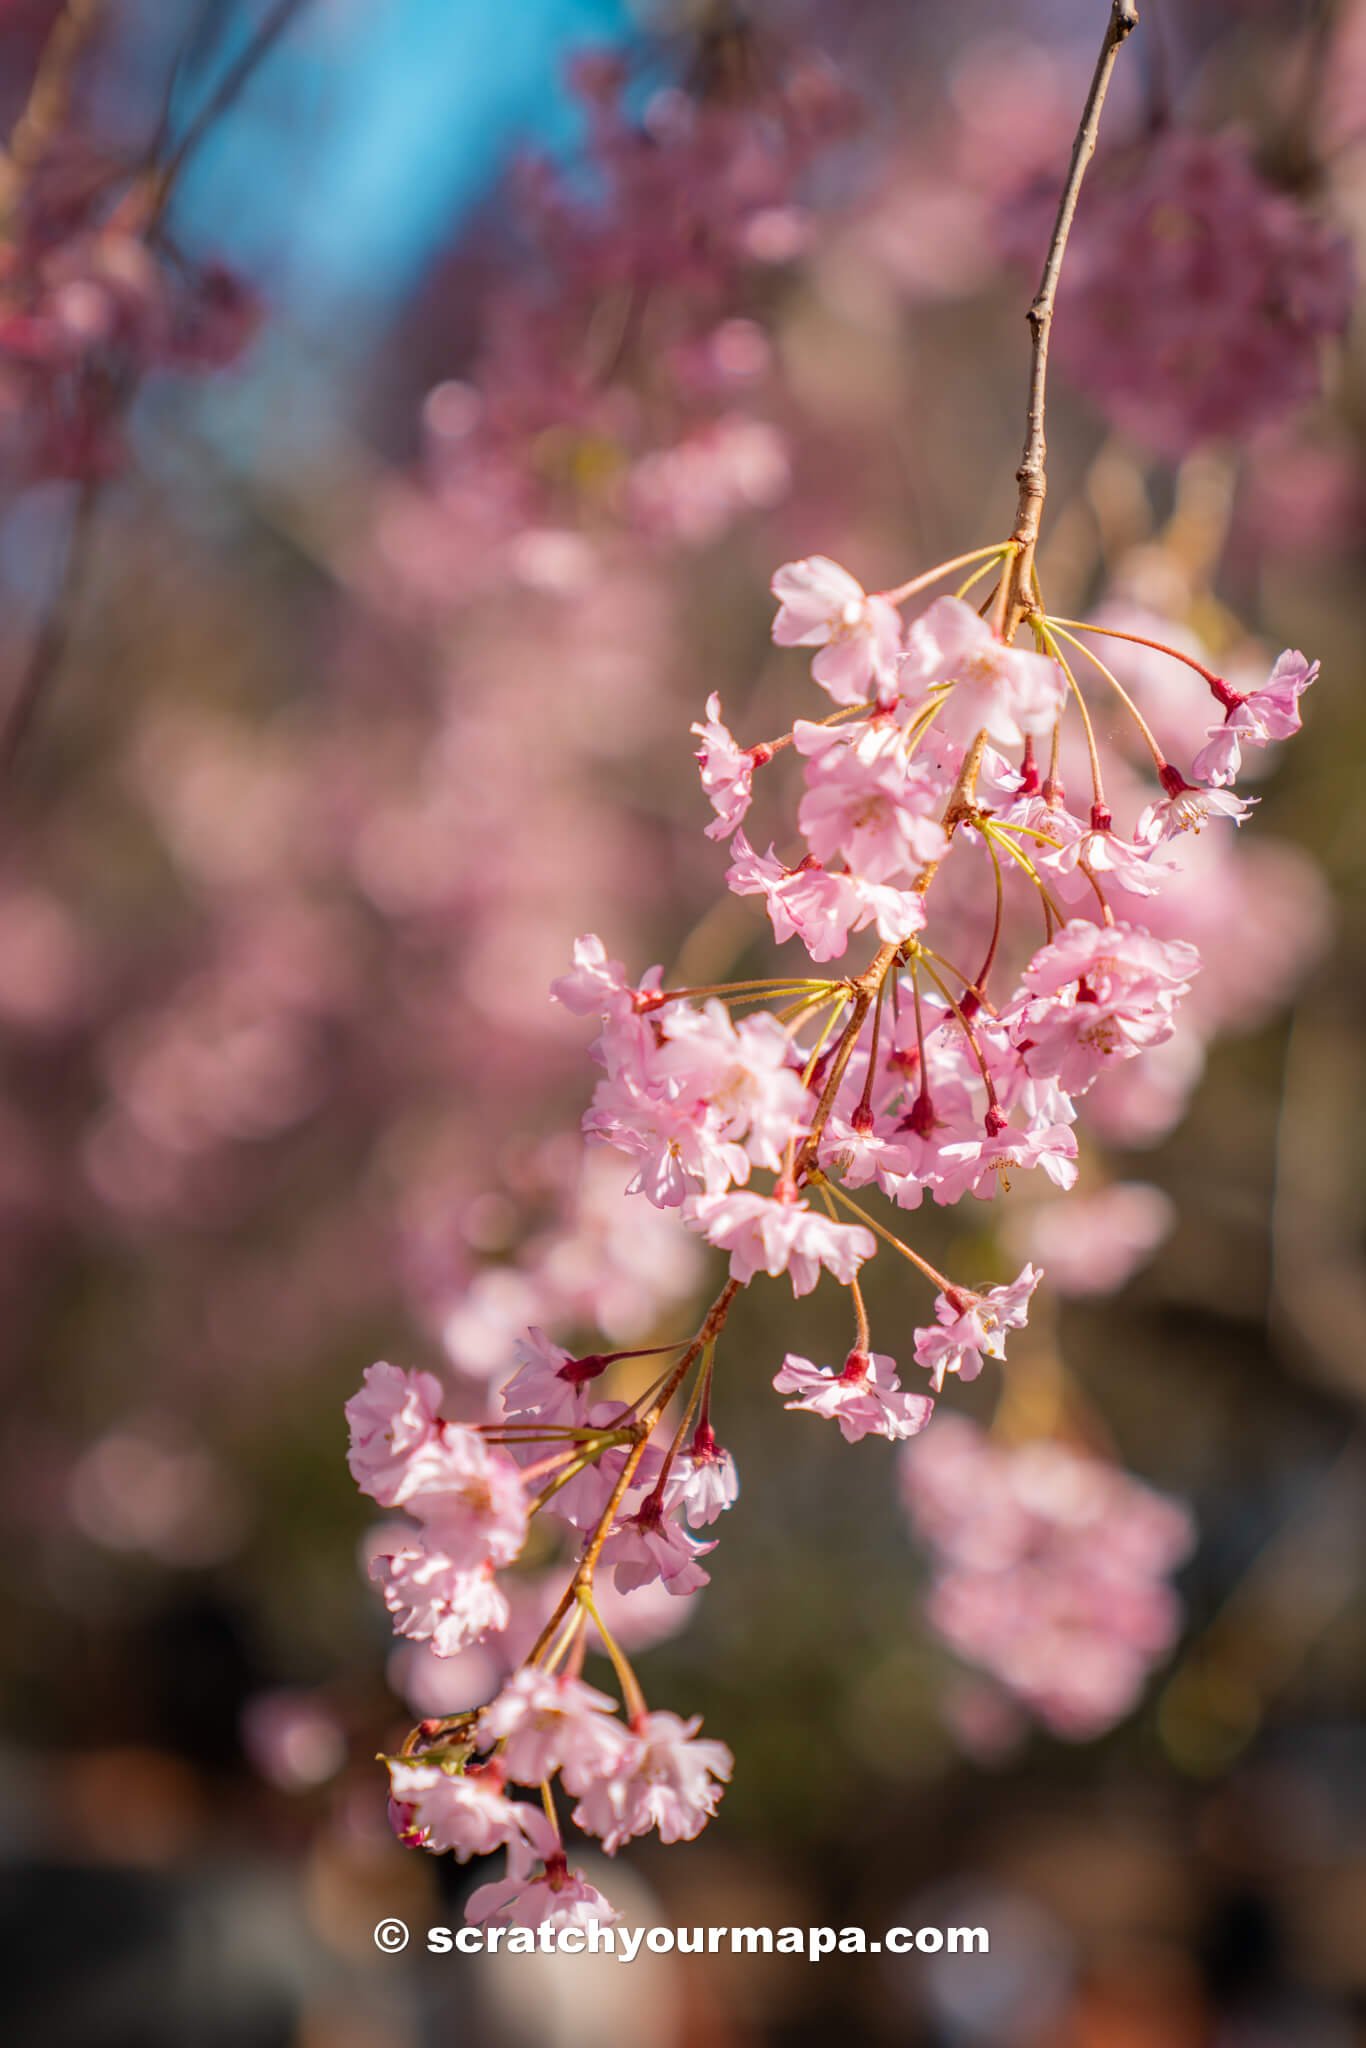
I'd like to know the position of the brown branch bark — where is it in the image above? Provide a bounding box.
[997,0,1140,639]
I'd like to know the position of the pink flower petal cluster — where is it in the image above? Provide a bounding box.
[770,555,902,702]
[1193,650,1319,786]
[774,1348,934,1442]
[347,1364,528,1657]
[683,1188,875,1296]
[370,1550,511,1660]
[1050,130,1353,455]
[1003,919,1201,1096]
[794,718,949,884]
[1137,776,1256,844]
[901,1416,1196,1739]
[500,1327,608,1425]
[345,1360,445,1506]
[475,1668,632,1788]
[571,1710,734,1852]
[896,597,1068,747]
[692,692,764,841]
[667,1425,740,1527]
[579,990,810,1208]
[467,1806,621,1932]
[608,1492,718,1595]
[387,1756,531,1860]
[551,934,662,1019]
[912,1265,1042,1390]
[725,832,926,961]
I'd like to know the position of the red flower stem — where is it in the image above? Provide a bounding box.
[794,942,899,1180]
[1045,616,1237,703]
[915,950,1003,1117]
[642,1345,712,1512]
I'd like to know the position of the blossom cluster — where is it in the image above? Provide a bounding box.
[1050,129,1353,455]
[372,42,856,608]
[348,519,1318,1920]
[0,151,258,479]
[348,1359,732,1923]
[901,1414,1195,1739]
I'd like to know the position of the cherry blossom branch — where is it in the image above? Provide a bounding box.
[998,0,1140,635]
[0,0,313,785]
[0,0,104,215]
[154,0,312,199]
[793,940,898,1178]
[524,1278,742,1667]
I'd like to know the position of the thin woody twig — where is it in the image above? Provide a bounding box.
[155,0,311,200]
[0,0,314,786]
[0,0,106,218]
[997,0,1140,637]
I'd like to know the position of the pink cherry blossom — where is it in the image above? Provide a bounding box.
[770,555,901,702]
[774,1348,934,1443]
[584,1011,751,1206]
[793,717,949,883]
[345,1361,445,1507]
[370,1545,510,1658]
[1137,773,1256,843]
[934,1119,1079,1202]
[912,1264,1042,1389]
[602,1494,716,1595]
[683,1188,875,1295]
[667,1425,740,1527]
[387,1756,530,1860]
[1004,919,1200,1096]
[655,1000,809,1172]
[571,1709,733,1851]
[725,831,925,959]
[724,834,862,960]
[1035,814,1167,901]
[551,934,662,1018]
[466,1808,620,1931]
[389,1423,529,1569]
[474,1667,630,1791]
[501,1327,606,1424]
[692,692,762,840]
[896,597,1067,745]
[1240,649,1319,740]
[1193,649,1319,786]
